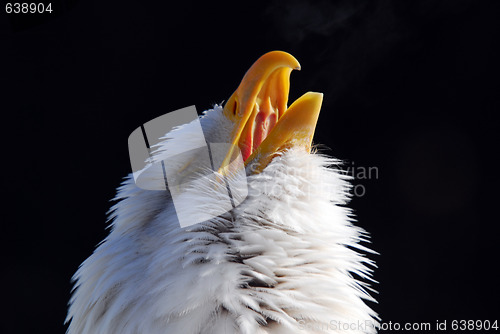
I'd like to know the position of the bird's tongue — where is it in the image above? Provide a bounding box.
[240,101,279,162]
[253,108,278,154]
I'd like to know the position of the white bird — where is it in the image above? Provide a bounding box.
[66,51,378,334]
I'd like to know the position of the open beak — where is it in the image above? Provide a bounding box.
[219,51,323,174]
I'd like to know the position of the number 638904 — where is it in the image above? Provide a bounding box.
[6,3,53,14]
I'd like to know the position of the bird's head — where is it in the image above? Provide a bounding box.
[151,51,322,178]
[140,51,325,227]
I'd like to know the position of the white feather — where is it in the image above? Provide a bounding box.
[66,105,378,333]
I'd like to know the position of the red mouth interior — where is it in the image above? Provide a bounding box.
[239,102,280,162]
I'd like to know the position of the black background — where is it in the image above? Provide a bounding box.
[1,0,499,333]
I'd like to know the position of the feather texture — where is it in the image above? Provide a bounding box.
[66,106,378,333]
